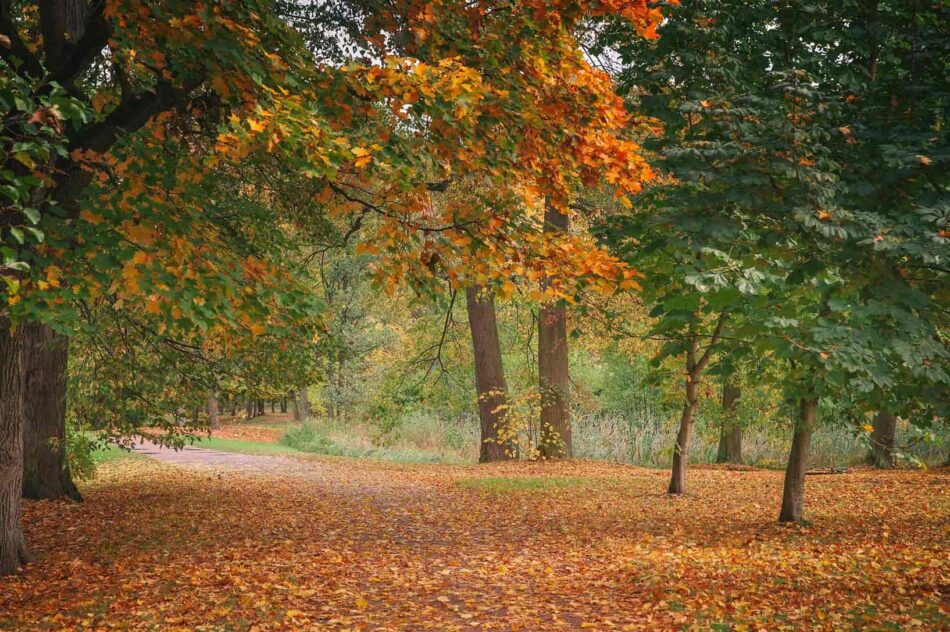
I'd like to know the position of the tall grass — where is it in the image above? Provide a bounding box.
[282,408,948,468]
[573,411,949,469]
[283,411,478,463]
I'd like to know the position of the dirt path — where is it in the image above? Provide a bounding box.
[133,441,301,474]
[131,439,438,503]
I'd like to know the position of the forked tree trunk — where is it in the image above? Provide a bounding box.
[207,395,220,430]
[779,398,816,523]
[668,341,699,494]
[22,323,81,501]
[465,286,514,462]
[537,205,571,459]
[867,410,897,468]
[716,381,743,464]
[0,318,30,575]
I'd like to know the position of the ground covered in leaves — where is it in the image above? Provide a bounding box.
[3,452,948,631]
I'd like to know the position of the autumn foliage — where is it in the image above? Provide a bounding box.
[3,456,948,630]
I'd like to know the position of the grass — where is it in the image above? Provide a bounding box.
[192,436,302,456]
[282,420,470,463]
[90,444,143,466]
[457,476,592,492]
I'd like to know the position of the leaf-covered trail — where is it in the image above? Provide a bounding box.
[2,453,948,631]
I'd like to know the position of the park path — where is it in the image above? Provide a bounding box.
[132,441,302,474]
[130,440,437,503]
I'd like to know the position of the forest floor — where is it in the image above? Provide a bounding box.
[2,447,948,631]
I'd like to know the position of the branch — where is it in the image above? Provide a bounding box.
[0,0,43,78]
[70,77,204,152]
[694,311,728,374]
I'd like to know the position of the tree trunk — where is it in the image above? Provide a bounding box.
[245,398,254,420]
[668,341,699,494]
[336,356,345,422]
[0,318,30,575]
[228,395,237,416]
[293,389,309,423]
[256,399,264,416]
[21,324,81,501]
[716,381,743,464]
[537,205,571,459]
[779,398,816,523]
[270,401,275,413]
[280,398,287,414]
[466,286,514,462]
[867,410,897,468]
[325,357,336,422]
[207,395,220,430]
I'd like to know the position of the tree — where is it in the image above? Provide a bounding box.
[867,410,897,468]
[601,0,948,520]
[779,398,817,523]
[716,380,743,464]
[537,206,573,459]
[293,389,310,423]
[22,324,80,501]
[465,285,514,462]
[0,316,29,574]
[665,316,727,493]
[3,0,667,574]
[1,0,312,573]
[207,396,220,431]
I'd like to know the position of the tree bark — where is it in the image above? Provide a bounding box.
[716,381,743,464]
[466,286,514,462]
[779,398,816,523]
[21,324,81,501]
[0,318,31,575]
[537,205,571,459]
[867,410,897,468]
[293,389,310,423]
[668,340,700,494]
[245,398,254,420]
[207,395,220,430]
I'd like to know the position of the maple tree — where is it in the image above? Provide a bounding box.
[1,0,666,574]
